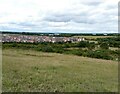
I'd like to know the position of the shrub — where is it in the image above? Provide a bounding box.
[86,50,113,60]
[41,46,54,52]
[100,42,109,49]
[77,41,89,48]
[88,42,95,50]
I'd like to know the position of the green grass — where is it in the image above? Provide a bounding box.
[2,49,118,92]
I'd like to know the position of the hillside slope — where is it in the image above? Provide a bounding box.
[2,49,118,92]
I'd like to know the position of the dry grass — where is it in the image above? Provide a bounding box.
[73,36,114,39]
[109,47,118,51]
[2,49,118,92]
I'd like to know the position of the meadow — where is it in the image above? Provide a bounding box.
[2,49,118,92]
[73,36,114,40]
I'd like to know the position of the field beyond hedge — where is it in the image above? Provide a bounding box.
[2,49,118,92]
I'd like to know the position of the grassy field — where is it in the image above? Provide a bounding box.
[73,36,114,39]
[2,49,118,92]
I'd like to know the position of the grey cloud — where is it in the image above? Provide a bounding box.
[43,15,72,22]
[45,15,98,26]
[0,0,118,33]
[43,11,92,24]
[82,1,102,6]
[40,4,117,28]
[9,22,36,27]
[105,3,118,10]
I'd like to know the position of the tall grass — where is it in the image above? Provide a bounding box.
[2,49,118,92]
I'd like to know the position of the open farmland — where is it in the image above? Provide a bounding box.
[2,49,118,92]
[73,36,114,40]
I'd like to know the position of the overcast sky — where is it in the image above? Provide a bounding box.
[0,0,119,33]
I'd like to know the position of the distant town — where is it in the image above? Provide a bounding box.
[1,34,85,43]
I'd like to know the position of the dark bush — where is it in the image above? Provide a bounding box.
[86,50,113,60]
[100,42,109,49]
[41,46,54,52]
[77,41,89,48]
[88,42,95,50]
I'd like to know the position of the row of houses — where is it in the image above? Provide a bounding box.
[2,34,85,43]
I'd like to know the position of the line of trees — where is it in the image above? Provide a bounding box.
[2,39,119,60]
